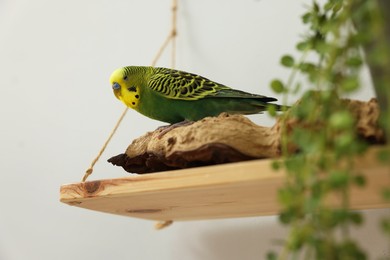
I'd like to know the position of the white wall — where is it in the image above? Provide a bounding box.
[0,0,388,259]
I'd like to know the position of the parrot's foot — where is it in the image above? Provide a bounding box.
[157,120,194,138]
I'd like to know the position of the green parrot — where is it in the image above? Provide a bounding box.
[109,66,283,124]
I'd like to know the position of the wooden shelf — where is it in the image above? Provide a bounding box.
[60,147,390,221]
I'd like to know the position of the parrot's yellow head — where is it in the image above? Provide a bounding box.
[109,67,141,109]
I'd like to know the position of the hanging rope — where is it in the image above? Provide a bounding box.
[82,108,128,182]
[82,0,178,182]
[171,0,178,69]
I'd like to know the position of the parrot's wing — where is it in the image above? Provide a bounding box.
[211,88,277,102]
[148,68,230,100]
[148,68,277,102]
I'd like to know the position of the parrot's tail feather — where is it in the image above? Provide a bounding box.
[248,98,290,112]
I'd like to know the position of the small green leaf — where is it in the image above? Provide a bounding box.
[298,62,316,73]
[302,12,311,24]
[377,148,390,163]
[266,252,277,260]
[381,219,390,234]
[267,104,277,117]
[329,111,354,130]
[271,160,281,170]
[314,41,332,54]
[353,175,366,187]
[336,133,354,149]
[288,227,307,250]
[270,79,286,93]
[285,155,306,172]
[328,170,349,189]
[313,2,320,13]
[341,77,359,92]
[304,196,321,212]
[332,2,342,13]
[382,188,390,201]
[346,56,363,67]
[279,210,294,224]
[333,209,350,224]
[324,2,333,11]
[296,41,310,51]
[280,55,295,67]
[349,212,363,225]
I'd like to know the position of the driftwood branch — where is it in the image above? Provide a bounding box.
[109,98,384,174]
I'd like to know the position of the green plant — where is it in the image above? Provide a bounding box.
[267,0,390,259]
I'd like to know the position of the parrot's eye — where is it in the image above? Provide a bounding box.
[123,75,128,80]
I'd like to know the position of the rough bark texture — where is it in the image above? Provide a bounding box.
[108,98,384,174]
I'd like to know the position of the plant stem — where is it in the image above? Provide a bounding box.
[353,0,390,140]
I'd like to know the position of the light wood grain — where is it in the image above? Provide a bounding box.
[60,146,390,221]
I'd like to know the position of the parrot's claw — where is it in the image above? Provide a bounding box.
[156,120,194,139]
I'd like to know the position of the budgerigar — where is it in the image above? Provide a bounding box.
[110,66,283,124]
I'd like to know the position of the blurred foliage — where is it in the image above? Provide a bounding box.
[266,0,390,259]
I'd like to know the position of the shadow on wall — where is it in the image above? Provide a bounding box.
[170,209,390,260]
[171,217,287,260]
